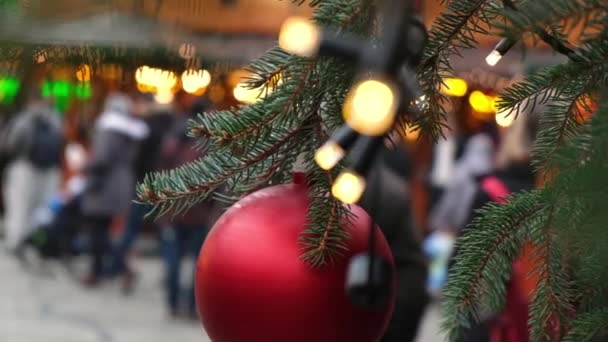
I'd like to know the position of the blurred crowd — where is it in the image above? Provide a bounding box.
[0,89,221,320]
[0,74,543,341]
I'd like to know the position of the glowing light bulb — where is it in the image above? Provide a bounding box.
[485,50,502,67]
[343,79,398,136]
[279,16,321,57]
[314,141,345,170]
[181,69,211,94]
[495,109,515,127]
[233,82,261,104]
[331,170,366,204]
[469,90,493,113]
[76,64,92,82]
[440,77,468,97]
[154,89,174,104]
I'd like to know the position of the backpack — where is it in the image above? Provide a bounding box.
[27,116,62,169]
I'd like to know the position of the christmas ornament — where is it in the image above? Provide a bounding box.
[195,177,395,342]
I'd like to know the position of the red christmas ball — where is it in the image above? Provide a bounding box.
[195,180,395,342]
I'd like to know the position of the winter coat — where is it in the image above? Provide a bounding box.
[134,110,175,182]
[0,103,62,163]
[159,116,220,227]
[81,94,149,217]
[429,133,495,232]
[359,143,429,342]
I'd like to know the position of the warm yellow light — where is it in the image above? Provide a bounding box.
[495,109,515,127]
[490,96,501,112]
[279,16,321,57]
[344,79,398,136]
[440,77,468,97]
[314,141,345,170]
[181,69,212,94]
[159,70,177,89]
[154,89,174,105]
[485,50,502,67]
[332,170,366,204]
[400,124,420,142]
[135,66,149,84]
[469,90,494,113]
[233,82,261,104]
[135,66,177,91]
[76,64,92,82]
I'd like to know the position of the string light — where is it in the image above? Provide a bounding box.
[343,78,399,136]
[485,50,502,67]
[331,170,366,204]
[233,82,261,104]
[495,109,515,127]
[314,126,358,170]
[469,90,494,113]
[315,142,345,171]
[440,77,468,97]
[486,38,516,67]
[279,16,321,57]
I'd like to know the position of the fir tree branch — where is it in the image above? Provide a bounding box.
[527,201,576,341]
[498,0,608,41]
[563,308,608,342]
[417,0,496,140]
[189,61,316,145]
[138,0,374,266]
[442,190,545,340]
[501,0,578,61]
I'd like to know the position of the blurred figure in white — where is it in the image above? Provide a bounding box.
[1,91,63,256]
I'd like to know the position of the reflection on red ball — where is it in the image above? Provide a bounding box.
[195,182,395,342]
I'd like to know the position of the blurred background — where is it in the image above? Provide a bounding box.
[0,1,588,342]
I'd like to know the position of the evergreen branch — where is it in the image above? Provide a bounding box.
[417,0,496,140]
[563,308,608,342]
[299,122,353,266]
[442,190,544,340]
[138,0,373,266]
[498,0,608,40]
[527,200,576,341]
[138,126,305,216]
[531,94,584,172]
[502,0,577,60]
[189,61,316,145]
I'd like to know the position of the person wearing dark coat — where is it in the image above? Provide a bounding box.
[359,141,429,342]
[157,98,220,318]
[81,93,149,285]
[435,107,540,342]
[109,94,175,290]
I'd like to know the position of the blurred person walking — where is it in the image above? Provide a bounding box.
[81,93,148,286]
[110,93,174,292]
[158,98,218,319]
[433,108,540,342]
[360,140,429,342]
[1,92,63,256]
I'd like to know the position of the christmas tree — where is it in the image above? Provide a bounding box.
[137,0,608,340]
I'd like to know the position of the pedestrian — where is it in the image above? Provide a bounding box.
[80,93,148,286]
[1,91,63,257]
[360,140,429,342]
[110,93,175,293]
[158,98,219,319]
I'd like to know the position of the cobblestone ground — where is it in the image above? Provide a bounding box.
[0,247,443,342]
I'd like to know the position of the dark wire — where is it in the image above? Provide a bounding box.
[502,0,578,61]
[366,148,380,298]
